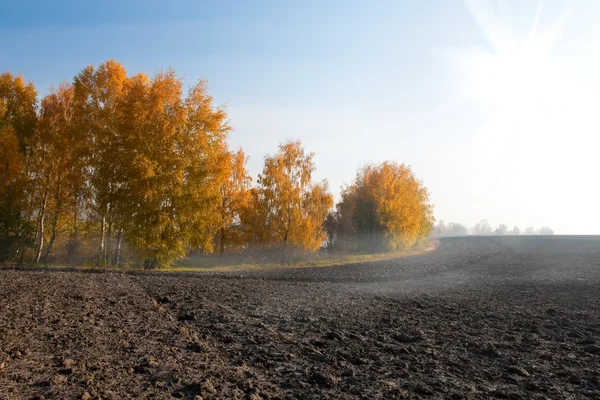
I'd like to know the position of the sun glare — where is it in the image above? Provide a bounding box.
[468,39,568,126]
[444,0,574,149]
[487,50,547,108]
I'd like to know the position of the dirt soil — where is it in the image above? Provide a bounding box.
[1,236,600,399]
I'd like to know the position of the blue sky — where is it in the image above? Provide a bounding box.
[2,0,599,233]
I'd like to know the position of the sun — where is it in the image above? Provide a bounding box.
[441,0,574,145]
[465,37,568,127]
[474,46,556,114]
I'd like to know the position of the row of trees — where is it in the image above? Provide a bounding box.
[432,220,554,236]
[1,60,434,267]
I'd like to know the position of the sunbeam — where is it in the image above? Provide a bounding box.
[440,0,576,164]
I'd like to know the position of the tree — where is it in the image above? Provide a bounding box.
[0,73,37,261]
[525,226,536,235]
[432,221,468,236]
[0,125,27,259]
[432,220,447,236]
[247,140,333,252]
[0,73,37,154]
[336,162,433,251]
[511,226,521,235]
[448,222,468,235]
[495,224,508,235]
[214,149,251,257]
[302,180,334,249]
[324,210,341,250]
[537,227,554,235]
[72,60,128,265]
[35,83,81,262]
[113,74,231,267]
[474,219,492,235]
[240,188,271,250]
[177,79,232,258]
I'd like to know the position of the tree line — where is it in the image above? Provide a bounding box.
[432,220,554,236]
[0,60,434,267]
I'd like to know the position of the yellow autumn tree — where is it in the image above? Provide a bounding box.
[0,73,37,261]
[34,83,84,262]
[240,187,271,251]
[215,148,251,257]
[72,60,128,265]
[337,161,433,251]
[181,80,232,257]
[248,140,333,252]
[0,125,26,259]
[113,73,231,267]
[0,73,37,154]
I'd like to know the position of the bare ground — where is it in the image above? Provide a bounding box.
[1,236,600,399]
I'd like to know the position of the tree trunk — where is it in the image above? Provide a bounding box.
[43,210,59,263]
[106,220,112,267]
[67,197,79,264]
[283,229,289,245]
[44,167,64,263]
[144,257,158,270]
[4,188,12,246]
[113,229,123,266]
[99,214,106,267]
[35,188,49,263]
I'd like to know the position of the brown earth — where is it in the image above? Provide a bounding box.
[1,236,600,399]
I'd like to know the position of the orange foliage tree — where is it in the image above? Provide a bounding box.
[215,149,252,257]
[109,71,232,267]
[72,60,128,265]
[244,140,333,252]
[335,162,433,251]
[0,73,37,260]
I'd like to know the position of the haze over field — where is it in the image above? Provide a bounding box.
[2,0,599,234]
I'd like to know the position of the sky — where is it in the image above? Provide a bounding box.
[2,0,599,234]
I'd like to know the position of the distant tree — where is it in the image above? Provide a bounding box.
[525,226,536,235]
[537,227,554,235]
[510,226,521,235]
[448,222,468,235]
[432,221,468,236]
[474,219,492,235]
[495,224,508,235]
[432,220,447,236]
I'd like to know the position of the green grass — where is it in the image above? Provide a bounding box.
[12,240,438,274]
[165,240,439,273]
